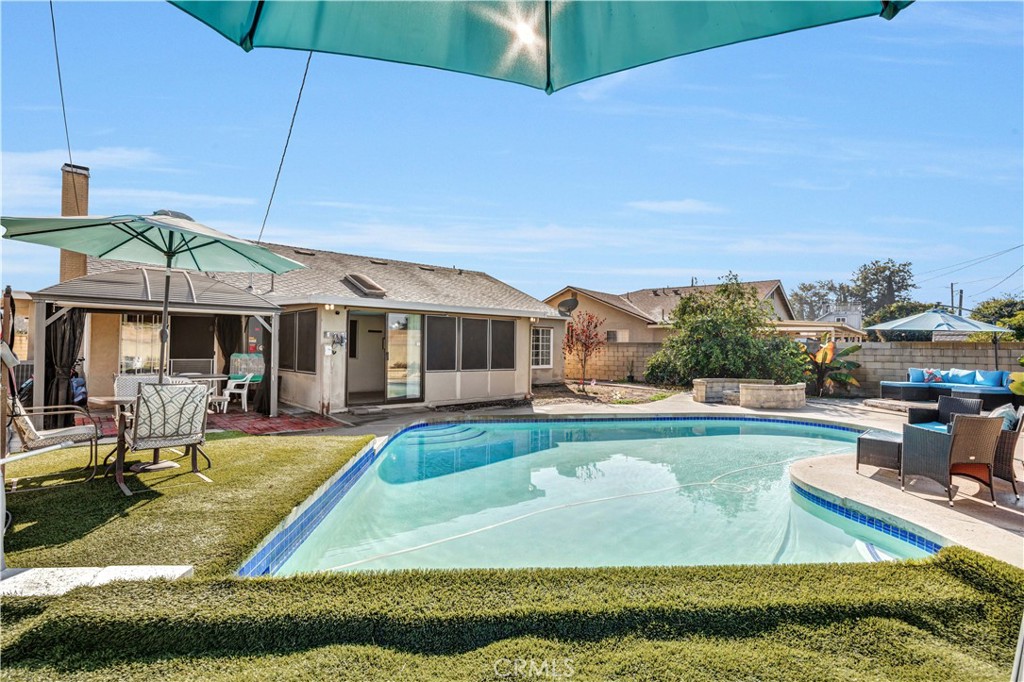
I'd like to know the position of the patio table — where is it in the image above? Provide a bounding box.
[856,429,902,472]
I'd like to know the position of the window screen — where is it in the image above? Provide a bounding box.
[490,320,515,370]
[295,310,317,373]
[279,312,296,371]
[460,318,489,370]
[426,316,457,371]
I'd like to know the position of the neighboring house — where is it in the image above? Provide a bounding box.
[543,280,794,381]
[83,245,565,413]
[815,303,864,330]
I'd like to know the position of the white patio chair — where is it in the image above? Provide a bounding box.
[111,382,211,495]
[222,373,254,413]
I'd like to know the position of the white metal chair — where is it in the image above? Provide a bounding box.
[222,373,254,413]
[111,382,211,496]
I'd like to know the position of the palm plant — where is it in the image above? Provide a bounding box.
[802,335,861,396]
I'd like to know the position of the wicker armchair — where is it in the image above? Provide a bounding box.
[994,406,1024,499]
[901,415,1004,507]
[112,383,211,496]
[907,395,983,428]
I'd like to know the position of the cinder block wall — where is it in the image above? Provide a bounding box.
[841,341,1024,397]
[564,342,662,381]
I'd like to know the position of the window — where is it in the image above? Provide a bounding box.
[835,317,847,324]
[426,315,457,371]
[460,318,489,370]
[531,328,552,368]
[119,314,162,374]
[606,329,629,343]
[490,320,515,370]
[279,309,317,373]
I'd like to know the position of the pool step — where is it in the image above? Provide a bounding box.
[407,426,488,445]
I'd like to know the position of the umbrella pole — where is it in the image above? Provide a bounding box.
[993,332,1000,371]
[158,254,172,383]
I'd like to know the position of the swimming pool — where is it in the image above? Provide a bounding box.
[263,418,935,575]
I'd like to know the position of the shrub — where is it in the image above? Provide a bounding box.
[644,348,684,385]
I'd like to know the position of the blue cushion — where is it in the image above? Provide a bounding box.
[946,368,976,385]
[988,403,1019,430]
[950,386,1012,394]
[913,422,949,433]
[974,370,1005,387]
[907,367,926,383]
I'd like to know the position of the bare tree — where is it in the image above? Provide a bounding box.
[564,311,606,392]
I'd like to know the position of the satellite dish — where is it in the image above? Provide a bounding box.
[556,298,579,316]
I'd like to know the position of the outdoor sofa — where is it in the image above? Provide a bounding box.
[880,368,1018,409]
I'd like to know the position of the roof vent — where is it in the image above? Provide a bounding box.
[344,273,386,298]
[293,248,316,256]
[369,259,388,265]
[418,265,435,272]
[652,290,660,296]
[673,289,680,296]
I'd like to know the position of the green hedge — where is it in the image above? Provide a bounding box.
[4,550,1022,672]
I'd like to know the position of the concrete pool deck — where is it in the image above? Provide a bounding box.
[324,391,1023,566]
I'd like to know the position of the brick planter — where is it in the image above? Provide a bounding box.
[693,378,774,403]
[739,383,807,409]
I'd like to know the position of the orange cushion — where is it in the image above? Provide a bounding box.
[950,463,990,484]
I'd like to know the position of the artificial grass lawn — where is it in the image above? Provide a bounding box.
[2,432,373,576]
[1,548,1022,680]
[2,432,1022,681]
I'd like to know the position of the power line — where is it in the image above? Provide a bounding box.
[969,265,1024,299]
[914,243,1022,276]
[49,0,80,214]
[915,244,1023,284]
[257,51,313,244]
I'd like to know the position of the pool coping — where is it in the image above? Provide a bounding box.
[237,414,876,577]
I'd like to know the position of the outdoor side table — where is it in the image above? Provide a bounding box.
[856,429,902,472]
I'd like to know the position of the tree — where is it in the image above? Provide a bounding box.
[967,295,1024,342]
[563,311,606,392]
[851,258,915,315]
[646,273,807,385]
[790,259,916,320]
[863,301,942,342]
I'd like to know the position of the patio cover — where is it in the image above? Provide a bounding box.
[28,268,283,416]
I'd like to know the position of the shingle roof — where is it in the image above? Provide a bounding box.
[554,280,788,323]
[88,243,559,318]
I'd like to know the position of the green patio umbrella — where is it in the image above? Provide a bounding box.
[170,0,912,94]
[866,308,1013,369]
[1,211,305,381]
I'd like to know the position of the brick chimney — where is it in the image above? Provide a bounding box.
[59,163,89,281]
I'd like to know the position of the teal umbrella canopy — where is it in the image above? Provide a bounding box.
[3,211,305,381]
[1,212,304,274]
[170,0,912,94]
[866,309,1011,334]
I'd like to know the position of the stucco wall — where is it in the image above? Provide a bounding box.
[842,341,1024,397]
[545,291,659,343]
[530,321,566,386]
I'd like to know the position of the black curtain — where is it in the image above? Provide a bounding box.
[44,306,85,428]
[253,316,272,415]
[215,315,243,375]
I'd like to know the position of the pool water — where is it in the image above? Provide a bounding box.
[277,419,931,574]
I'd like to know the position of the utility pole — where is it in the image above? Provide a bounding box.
[950,282,956,310]
[958,289,964,316]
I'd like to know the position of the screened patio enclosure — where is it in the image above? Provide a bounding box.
[28,268,283,416]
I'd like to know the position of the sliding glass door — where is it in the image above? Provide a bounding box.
[386,313,423,402]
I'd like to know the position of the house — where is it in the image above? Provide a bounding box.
[83,246,566,413]
[815,302,864,330]
[543,281,794,381]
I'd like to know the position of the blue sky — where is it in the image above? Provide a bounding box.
[2,1,1022,308]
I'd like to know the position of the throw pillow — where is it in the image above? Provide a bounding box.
[923,369,944,383]
[975,370,1004,387]
[988,403,1018,431]
[907,367,926,383]
[946,368,976,385]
